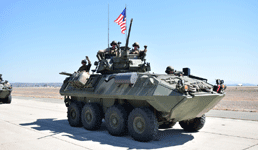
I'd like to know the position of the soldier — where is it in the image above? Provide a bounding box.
[139,45,147,60]
[0,74,2,82]
[165,66,183,76]
[129,42,140,54]
[78,56,91,72]
[165,66,174,74]
[97,41,118,60]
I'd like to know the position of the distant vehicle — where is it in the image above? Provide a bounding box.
[0,74,12,104]
[59,19,226,142]
[238,84,243,86]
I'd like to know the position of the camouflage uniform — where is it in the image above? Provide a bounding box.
[129,42,140,54]
[139,45,148,60]
[103,47,118,55]
[78,60,91,72]
[97,41,118,60]
[78,64,91,72]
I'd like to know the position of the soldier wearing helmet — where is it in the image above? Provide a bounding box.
[97,40,118,60]
[139,45,148,60]
[130,42,140,54]
[165,66,174,74]
[165,66,183,76]
[78,56,91,72]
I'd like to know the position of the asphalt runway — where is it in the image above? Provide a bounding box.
[0,97,257,150]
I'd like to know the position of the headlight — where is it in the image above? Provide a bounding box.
[177,80,188,93]
[184,85,188,91]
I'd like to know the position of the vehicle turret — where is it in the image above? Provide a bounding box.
[94,19,150,74]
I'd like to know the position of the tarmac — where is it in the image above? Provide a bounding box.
[0,96,257,150]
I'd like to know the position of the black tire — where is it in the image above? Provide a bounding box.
[6,95,12,104]
[179,114,206,132]
[81,103,103,130]
[105,105,128,136]
[128,107,158,142]
[2,95,11,104]
[67,102,82,127]
[159,122,176,129]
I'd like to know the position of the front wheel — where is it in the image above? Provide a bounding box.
[2,95,12,104]
[128,107,158,142]
[6,95,12,104]
[179,114,206,132]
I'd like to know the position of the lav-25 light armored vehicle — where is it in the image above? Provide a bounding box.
[59,19,226,142]
[0,74,12,104]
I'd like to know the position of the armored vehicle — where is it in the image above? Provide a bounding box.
[0,74,12,104]
[59,19,226,142]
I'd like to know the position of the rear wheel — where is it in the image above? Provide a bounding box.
[105,105,128,136]
[179,114,206,132]
[128,107,158,142]
[81,103,103,130]
[67,102,82,127]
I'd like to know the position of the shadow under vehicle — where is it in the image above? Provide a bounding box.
[0,74,12,104]
[59,19,226,142]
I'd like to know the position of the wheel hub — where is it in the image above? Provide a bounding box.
[112,118,117,124]
[71,110,76,119]
[133,116,145,134]
[85,110,92,123]
[110,113,119,128]
[137,121,142,128]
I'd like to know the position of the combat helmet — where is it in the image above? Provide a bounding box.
[81,60,86,64]
[110,41,118,46]
[132,42,140,48]
[165,66,174,74]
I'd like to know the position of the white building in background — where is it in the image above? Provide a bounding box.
[238,84,242,86]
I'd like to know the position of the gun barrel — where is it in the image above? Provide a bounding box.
[122,18,133,59]
[59,72,73,76]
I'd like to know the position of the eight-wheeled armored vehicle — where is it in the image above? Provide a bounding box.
[59,19,226,142]
[0,74,12,104]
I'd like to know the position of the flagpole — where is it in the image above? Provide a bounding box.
[125,5,127,42]
[108,4,110,49]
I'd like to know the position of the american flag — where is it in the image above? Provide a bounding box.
[114,8,126,34]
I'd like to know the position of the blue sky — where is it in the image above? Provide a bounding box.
[1,0,257,84]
